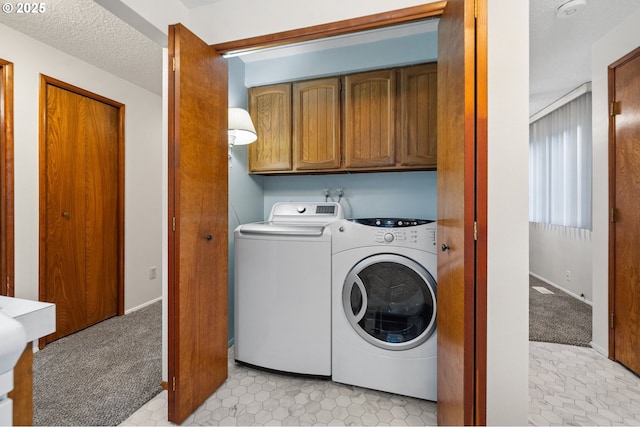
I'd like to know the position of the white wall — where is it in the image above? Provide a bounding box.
[591,7,640,355]
[530,223,593,302]
[1,23,163,311]
[486,0,530,424]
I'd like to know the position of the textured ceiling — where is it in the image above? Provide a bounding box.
[530,0,640,115]
[1,1,638,110]
[0,0,163,95]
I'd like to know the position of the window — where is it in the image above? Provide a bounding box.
[529,91,592,229]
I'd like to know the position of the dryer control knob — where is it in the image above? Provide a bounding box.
[384,232,394,243]
[296,206,306,213]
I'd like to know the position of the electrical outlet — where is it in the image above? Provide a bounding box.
[336,187,344,198]
[565,270,571,281]
[149,266,157,280]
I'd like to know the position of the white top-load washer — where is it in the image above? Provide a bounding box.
[234,202,344,376]
[331,218,438,400]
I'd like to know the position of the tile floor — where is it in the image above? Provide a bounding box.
[121,343,640,426]
[529,342,640,426]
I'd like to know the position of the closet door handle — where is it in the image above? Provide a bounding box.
[205,234,213,241]
[62,212,71,219]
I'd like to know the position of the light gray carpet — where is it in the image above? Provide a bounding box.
[33,301,162,426]
[529,275,592,347]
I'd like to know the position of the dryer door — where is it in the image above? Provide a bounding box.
[342,253,437,351]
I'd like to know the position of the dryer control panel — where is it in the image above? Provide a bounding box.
[337,218,437,253]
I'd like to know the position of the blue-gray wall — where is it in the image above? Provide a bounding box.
[227,29,438,343]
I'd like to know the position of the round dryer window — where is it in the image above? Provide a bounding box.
[342,253,437,351]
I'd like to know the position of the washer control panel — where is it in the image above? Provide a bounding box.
[269,202,345,223]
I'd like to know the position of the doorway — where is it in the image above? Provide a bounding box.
[39,75,125,344]
[0,58,13,297]
[608,46,640,377]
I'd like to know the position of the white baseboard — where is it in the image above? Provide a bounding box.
[529,272,592,306]
[124,296,162,315]
[590,341,608,357]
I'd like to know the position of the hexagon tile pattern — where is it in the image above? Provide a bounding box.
[121,343,640,426]
[529,342,640,426]
[121,347,437,426]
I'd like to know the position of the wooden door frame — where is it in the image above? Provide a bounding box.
[607,46,640,359]
[211,1,487,424]
[0,59,14,297]
[38,75,126,324]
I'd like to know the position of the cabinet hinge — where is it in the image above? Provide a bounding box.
[172,217,176,232]
[172,57,176,72]
[474,0,478,19]
[611,208,617,223]
[610,101,621,116]
[172,377,176,391]
[610,312,616,329]
[473,221,478,241]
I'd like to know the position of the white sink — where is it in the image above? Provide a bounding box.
[0,312,26,377]
[0,296,55,343]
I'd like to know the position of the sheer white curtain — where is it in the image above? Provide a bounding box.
[529,92,592,229]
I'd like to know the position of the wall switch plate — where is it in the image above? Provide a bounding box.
[149,266,157,280]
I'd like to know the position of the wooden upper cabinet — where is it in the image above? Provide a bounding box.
[399,63,437,167]
[248,84,292,172]
[344,69,396,168]
[293,78,341,170]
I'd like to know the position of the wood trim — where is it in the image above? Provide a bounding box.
[9,342,34,426]
[608,59,616,360]
[38,75,126,344]
[474,0,488,423]
[0,59,14,297]
[167,24,179,421]
[211,2,446,54]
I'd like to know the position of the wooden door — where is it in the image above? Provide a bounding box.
[168,24,229,425]
[293,78,341,170]
[437,0,487,424]
[0,59,13,297]
[344,69,396,168]
[609,47,640,376]
[399,63,438,168]
[40,79,122,344]
[248,84,292,172]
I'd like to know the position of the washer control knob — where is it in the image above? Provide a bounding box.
[297,206,306,213]
[384,233,394,243]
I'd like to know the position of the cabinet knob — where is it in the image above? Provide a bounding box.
[62,212,71,219]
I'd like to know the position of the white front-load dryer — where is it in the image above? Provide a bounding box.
[331,218,437,401]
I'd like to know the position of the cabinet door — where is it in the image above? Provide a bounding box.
[399,63,437,168]
[293,78,341,170]
[248,84,292,172]
[344,70,396,168]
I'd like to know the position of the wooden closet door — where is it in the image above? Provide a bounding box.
[83,96,119,325]
[41,81,121,343]
[43,85,88,340]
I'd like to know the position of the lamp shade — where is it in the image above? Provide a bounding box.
[228,107,257,145]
